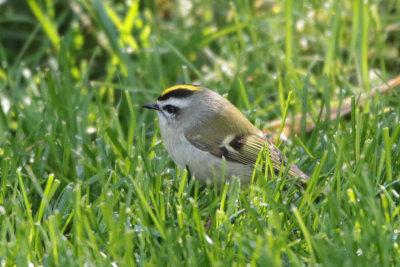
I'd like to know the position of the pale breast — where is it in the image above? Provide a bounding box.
[160,128,254,185]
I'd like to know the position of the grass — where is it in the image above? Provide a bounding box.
[1,0,400,266]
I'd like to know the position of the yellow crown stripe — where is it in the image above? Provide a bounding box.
[161,85,201,96]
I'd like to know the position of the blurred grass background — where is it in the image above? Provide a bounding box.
[0,0,400,265]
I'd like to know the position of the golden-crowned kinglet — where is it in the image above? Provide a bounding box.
[142,85,309,185]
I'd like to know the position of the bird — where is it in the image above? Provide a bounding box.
[142,85,309,186]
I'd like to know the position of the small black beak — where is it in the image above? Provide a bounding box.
[141,103,160,110]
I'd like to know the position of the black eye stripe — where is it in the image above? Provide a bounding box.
[162,105,179,114]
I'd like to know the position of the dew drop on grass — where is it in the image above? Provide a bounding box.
[23,68,31,78]
[300,38,308,49]
[100,251,107,258]
[326,30,332,37]
[0,95,10,113]
[307,10,315,20]
[394,233,399,242]
[204,234,214,245]
[48,58,58,70]
[221,64,233,77]
[124,46,134,54]
[392,189,399,199]
[0,205,5,215]
[342,164,347,171]
[23,97,31,106]
[134,225,144,232]
[86,126,96,134]
[296,20,305,32]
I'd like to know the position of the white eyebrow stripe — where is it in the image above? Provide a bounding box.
[158,98,190,109]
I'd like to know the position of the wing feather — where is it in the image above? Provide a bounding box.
[186,133,308,179]
[183,96,308,179]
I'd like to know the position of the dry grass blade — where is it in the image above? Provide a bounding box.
[263,74,400,141]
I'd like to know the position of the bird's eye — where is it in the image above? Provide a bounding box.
[163,105,179,114]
